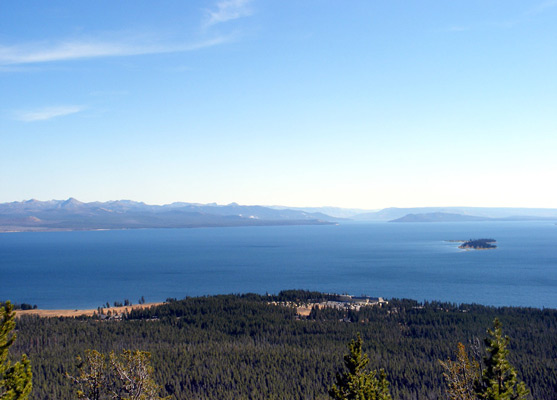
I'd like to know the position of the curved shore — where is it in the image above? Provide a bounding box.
[14,302,163,318]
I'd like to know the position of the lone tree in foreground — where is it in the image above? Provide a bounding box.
[442,318,530,400]
[0,301,32,400]
[329,333,392,400]
[110,350,169,400]
[68,349,170,400]
[440,342,480,400]
[475,319,529,400]
[68,350,107,400]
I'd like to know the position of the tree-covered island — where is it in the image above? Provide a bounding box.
[458,238,497,250]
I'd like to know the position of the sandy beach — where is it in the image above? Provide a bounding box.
[15,302,163,318]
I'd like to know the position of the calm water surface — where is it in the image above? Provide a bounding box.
[1,222,556,309]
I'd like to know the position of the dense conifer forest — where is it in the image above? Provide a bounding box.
[9,291,557,399]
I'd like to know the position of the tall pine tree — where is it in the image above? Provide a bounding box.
[475,318,529,400]
[0,302,32,400]
[329,333,392,400]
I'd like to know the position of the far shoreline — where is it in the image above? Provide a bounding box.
[0,221,336,234]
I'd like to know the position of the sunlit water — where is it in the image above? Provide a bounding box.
[1,221,556,309]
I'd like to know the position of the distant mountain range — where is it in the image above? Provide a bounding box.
[390,212,489,223]
[1,200,556,232]
[268,206,373,219]
[352,207,557,222]
[0,198,339,232]
[390,211,557,223]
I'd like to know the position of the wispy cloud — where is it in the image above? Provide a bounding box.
[0,36,230,66]
[15,105,86,122]
[206,0,253,26]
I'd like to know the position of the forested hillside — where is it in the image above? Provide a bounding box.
[10,292,557,399]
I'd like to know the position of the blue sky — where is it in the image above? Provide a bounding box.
[1,0,556,208]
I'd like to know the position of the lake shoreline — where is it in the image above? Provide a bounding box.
[14,302,163,318]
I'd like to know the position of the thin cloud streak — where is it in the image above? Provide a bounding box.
[206,0,253,26]
[0,36,230,66]
[15,105,85,122]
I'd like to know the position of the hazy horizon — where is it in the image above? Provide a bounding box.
[4,197,557,213]
[2,1,556,208]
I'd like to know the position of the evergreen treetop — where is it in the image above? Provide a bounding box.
[475,318,529,400]
[329,333,392,400]
[0,301,32,400]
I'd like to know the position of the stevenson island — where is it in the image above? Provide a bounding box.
[446,238,498,250]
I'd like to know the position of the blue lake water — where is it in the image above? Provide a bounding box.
[1,222,556,309]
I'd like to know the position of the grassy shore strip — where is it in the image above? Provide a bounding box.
[14,302,163,318]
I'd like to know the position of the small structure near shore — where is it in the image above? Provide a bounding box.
[271,294,387,317]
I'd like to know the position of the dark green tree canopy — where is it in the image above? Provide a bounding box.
[11,293,556,399]
[329,333,392,400]
[0,301,32,400]
[475,319,529,400]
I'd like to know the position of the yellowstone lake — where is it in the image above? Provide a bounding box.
[1,221,556,309]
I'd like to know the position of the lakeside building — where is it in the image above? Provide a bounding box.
[271,294,388,317]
